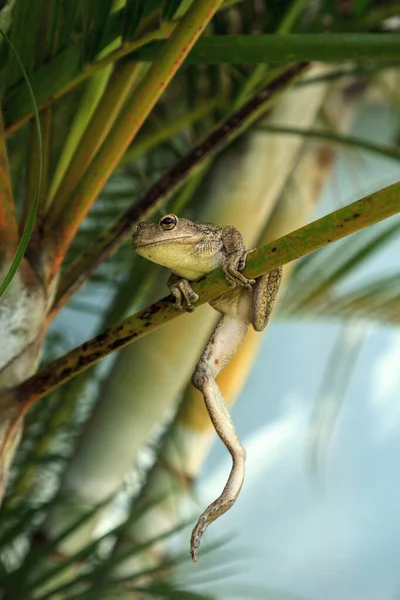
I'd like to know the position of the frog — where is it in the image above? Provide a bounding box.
[132,213,282,562]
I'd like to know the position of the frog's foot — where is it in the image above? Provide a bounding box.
[169,277,199,312]
[189,438,246,562]
[251,266,282,332]
[190,495,235,563]
[223,249,255,290]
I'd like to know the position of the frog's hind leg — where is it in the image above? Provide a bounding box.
[251,267,282,332]
[190,315,248,562]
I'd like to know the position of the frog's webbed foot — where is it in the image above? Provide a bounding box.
[251,266,282,332]
[190,455,244,562]
[223,249,255,290]
[168,274,199,312]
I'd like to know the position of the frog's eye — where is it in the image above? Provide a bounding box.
[159,214,178,230]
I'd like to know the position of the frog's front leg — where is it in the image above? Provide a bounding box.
[168,274,199,312]
[190,314,248,562]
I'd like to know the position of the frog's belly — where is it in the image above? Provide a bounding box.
[164,246,222,280]
[172,253,221,280]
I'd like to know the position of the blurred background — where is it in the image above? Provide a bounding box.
[0,1,400,599]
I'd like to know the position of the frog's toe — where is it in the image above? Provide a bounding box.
[188,290,199,303]
[229,270,254,289]
[190,515,208,563]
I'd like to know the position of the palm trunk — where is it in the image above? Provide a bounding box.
[0,259,52,499]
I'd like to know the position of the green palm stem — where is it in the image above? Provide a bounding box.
[135,34,400,64]
[39,67,335,554]
[43,0,226,284]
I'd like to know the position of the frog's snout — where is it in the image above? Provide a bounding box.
[132,222,143,235]
[132,222,146,241]
[132,223,141,247]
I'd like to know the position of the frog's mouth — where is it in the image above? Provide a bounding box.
[133,235,194,248]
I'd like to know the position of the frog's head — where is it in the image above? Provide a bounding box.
[132,214,208,270]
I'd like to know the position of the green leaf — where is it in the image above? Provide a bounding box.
[0,27,42,300]
[25,517,189,599]
[132,33,400,63]
[258,124,400,162]
[307,325,364,477]
[286,216,400,312]
[0,502,50,548]
[8,495,114,581]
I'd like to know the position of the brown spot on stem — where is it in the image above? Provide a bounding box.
[109,334,138,350]
[60,367,73,379]
[95,332,108,343]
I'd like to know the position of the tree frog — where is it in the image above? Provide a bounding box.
[132,214,281,562]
